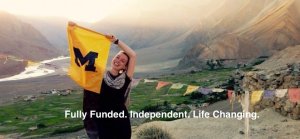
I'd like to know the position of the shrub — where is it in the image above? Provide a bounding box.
[36,123,46,128]
[190,70,196,74]
[190,92,203,99]
[137,125,173,139]
[182,100,191,104]
[189,80,197,84]
[141,104,161,112]
[163,101,169,107]
[251,59,265,66]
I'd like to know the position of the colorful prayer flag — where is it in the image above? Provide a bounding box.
[67,23,111,93]
[131,79,141,88]
[288,88,300,103]
[212,88,224,93]
[227,90,234,103]
[183,85,199,96]
[263,90,275,99]
[144,79,158,83]
[250,90,263,105]
[156,81,171,90]
[199,88,212,95]
[275,89,288,98]
[170,83,184,89]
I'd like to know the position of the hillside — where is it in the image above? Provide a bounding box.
[18,16,93,55]
[210,0,274,35]
[0,11,61,77]
[180,0,300,69]
[18,16,70,54]
[236,0,300,55]
[133,108,300,139]
[255,45,300,70]
[91,1,223,66]
[92,21,200,66]
[0,55,27,78]
[0,11,60,61]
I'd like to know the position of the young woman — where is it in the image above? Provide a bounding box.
[83,34,136,139]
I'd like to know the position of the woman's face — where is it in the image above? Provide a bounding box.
[111,52,129,71]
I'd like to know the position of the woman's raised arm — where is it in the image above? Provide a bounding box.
[105,34,136,79]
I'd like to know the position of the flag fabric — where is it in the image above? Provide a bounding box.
[199,88,212,95]
[183,85,199,96]
[131,79,141,88]
[250,90,263,105]
[156,81,171,90]
[144,79,158,83]
[170,83,185,89]
[288,88,300,103]
[231,91,236,103]
[275,89,288,98]
[67,24,111,93]
[212,88,224,93]
[227,90,234,103]
[263,90,275,99]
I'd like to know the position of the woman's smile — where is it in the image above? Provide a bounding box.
[113,62,119,66]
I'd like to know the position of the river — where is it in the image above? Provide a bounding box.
[0,56,70,82]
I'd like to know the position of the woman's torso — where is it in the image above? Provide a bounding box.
[83,72,131,112]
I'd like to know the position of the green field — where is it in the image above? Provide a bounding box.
[129,68,234,111]
[0,68,235,138]
[0,91,83,138]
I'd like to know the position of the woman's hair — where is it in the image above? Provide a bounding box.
[119,51,130,67]
[118,51,130,73]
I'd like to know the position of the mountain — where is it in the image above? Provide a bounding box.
[18,16,93,54]
[91,0,223,66]
[236,0,300,54]
[179,0,300,69]
[207,0,275,36]
[0,11,61,61]
[18,16,69,54]
[255,45,300,70]
[8,1,227,68]
[5,0,298,72]
[0,11,61,77]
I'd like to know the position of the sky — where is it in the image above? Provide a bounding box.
[0,0,212,23]
[0,0,124,23]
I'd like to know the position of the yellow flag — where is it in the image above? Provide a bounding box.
[250,90,263,105]
[183,85,199,96]
[67,24,111,93]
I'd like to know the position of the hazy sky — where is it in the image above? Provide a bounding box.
[0,0,124,22]
[0,0,212,23]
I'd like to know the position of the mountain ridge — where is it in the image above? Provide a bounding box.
[179,0,300,69]
[0,11,61,61]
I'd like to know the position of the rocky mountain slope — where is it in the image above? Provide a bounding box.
[91,1,222,65]
[18,16,69,54]
[0,11,60,61]
[180,0,300,69]
[256,45,300,70]
[0,11,61,77]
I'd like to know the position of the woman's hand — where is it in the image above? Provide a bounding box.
[68,21,77,26]
[105,34,136,79]
[105,34,118,43]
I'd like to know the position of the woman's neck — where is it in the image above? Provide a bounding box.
[109,69,119,76]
